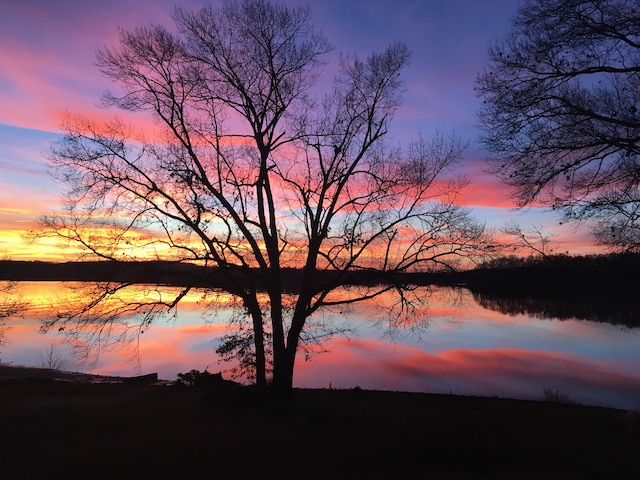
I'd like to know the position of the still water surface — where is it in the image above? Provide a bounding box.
[2,281,639,409]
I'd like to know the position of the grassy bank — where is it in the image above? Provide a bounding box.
[1,365,638,478]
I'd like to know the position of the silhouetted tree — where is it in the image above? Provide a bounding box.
[501,222,558,260]
[38,0,493,393]
[476,0,640,252]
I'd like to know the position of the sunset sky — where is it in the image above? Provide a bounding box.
[0,0,604,261]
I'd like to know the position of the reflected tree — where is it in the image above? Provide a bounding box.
[473,291,640,328]
[36,0,493,393]
[0,281,28,357]
[39,282,189,370]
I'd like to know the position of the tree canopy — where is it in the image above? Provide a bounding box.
[39,0,492,393]
[476,0,640,251]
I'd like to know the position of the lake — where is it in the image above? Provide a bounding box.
[1,281,639,409]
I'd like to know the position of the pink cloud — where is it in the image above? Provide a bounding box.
[0,1,189,133]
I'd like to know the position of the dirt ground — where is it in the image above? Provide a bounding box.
[1,365,638,479]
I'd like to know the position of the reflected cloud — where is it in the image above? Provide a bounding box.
[295,339,640,409]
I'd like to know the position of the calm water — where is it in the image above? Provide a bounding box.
[1,281,639,409]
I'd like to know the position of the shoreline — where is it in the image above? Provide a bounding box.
[1,362,634,413]
[2,363,639,478]
[0,362,634,411]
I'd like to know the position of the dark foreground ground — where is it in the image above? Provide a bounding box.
[1,366,638,479]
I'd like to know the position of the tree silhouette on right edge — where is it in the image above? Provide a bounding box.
[476,0,640,251]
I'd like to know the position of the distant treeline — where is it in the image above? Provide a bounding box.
[458,252,640,302]
[449,252,640,327]
[0,260,438,291]
[1,253,638,300]
[0,260,217,286]
[2,254,638,327]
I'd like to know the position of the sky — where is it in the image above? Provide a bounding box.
[0,0,604,261]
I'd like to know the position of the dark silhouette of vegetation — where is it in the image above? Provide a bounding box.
[469,252,639,296]
[176,369,255,407]
[176,369,213,388]
[476,0,640,251]
[3,252,639,297]
[0,259,460,290]
[3,252,639,329]
[542,387,577,405]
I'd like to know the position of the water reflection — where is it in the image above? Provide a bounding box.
[473,291,640,328]
[0,281,27,355]
[1,282,639,409]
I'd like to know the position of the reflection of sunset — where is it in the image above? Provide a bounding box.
[2,283,639,409]
[14,282,240,316]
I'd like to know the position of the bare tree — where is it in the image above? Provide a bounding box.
[38,0,492,394]
[476,0,640,251]
[39,343,65,372]
[501,222,557,259]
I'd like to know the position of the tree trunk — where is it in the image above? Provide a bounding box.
[271,345,296,395]
[271,308,307,396]
[246,296,267,391]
